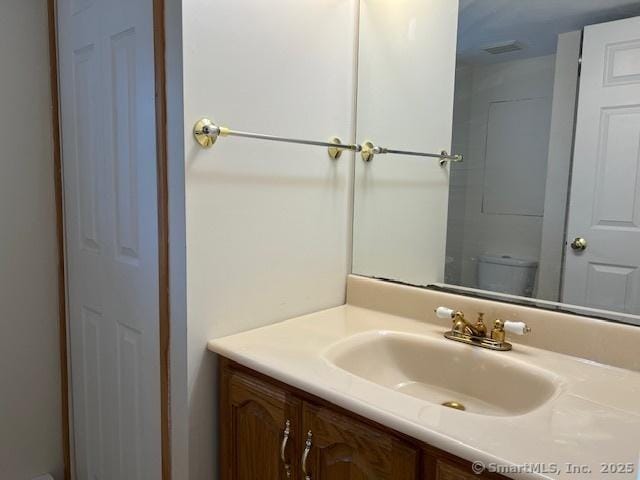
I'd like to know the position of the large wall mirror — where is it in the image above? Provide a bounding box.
[353,0,640,327]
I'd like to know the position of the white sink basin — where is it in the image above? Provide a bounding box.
[324,331,561,417]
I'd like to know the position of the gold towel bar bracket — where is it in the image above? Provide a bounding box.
[361,140,463,166]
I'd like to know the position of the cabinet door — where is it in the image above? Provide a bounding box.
[220,367,301,480]
[301,402,418,480]
[424,453,508,480]
[432,459,479,480]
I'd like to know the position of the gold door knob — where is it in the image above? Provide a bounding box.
[570,237,587,251]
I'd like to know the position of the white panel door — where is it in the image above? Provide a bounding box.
[57,0,161,477]
[563,17,640,316]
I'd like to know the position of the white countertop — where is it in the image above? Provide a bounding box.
[208,305,640,480]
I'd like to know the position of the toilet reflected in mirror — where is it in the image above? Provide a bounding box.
[477,255,538,298]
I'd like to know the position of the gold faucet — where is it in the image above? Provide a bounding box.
[435,307,530,351]
[451,311,486,337]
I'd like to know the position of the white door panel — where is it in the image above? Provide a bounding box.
[563,17,640,316]
[57,0,161,477]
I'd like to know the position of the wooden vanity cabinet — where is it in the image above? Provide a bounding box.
[219,358,507,480]
[219,366,301,479]
[424,451,493,480]
[302,402,418,479]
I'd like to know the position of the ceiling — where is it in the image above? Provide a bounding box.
[457,0,640,66]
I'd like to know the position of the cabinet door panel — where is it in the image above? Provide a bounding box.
[424,454,508,480]
[435,460,478,480]
[221,368,301,480]
[302,402,418,480]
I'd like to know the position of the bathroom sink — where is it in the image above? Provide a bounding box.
[323,331,560,416]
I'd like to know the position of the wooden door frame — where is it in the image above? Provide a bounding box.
[152,0,172,477]
[46,1,70,478]
[46,0,171,478]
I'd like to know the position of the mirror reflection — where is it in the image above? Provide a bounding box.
[353,0,640,326]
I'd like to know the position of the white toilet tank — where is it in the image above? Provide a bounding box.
[477,254,538,297]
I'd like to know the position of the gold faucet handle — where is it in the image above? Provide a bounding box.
[434,306,457,319]
[435,307,469,334]
[435,307,467,332]
[491,319,506,342]
[503,320,531,335]
[491,319,531,344]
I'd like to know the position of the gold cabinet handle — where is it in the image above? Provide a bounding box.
[301,430,313,480]
[280,420,291,478]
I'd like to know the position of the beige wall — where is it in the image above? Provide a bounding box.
[180,1,359,478]
[352,0,459,287]
[0,1,63,479]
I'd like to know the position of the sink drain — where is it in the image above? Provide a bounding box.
[442,401,466,411]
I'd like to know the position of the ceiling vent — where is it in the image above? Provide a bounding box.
[483,41,524,55]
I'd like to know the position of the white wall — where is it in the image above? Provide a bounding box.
[352,0,460,287]
[180,1,358,478]
[446,55,556,290]
[0,1,63,479]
